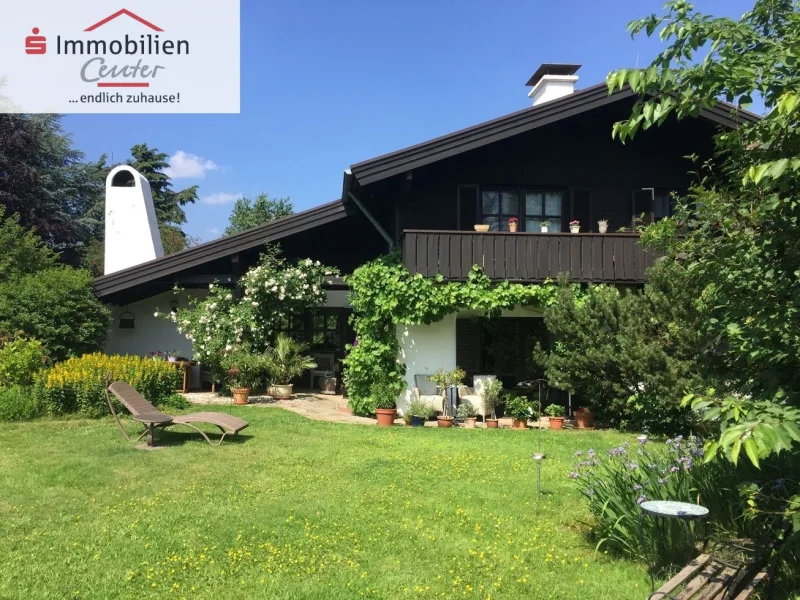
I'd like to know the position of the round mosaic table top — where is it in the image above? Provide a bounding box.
[640,500,709,520]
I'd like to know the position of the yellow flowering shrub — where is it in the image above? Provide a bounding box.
[38,353,180,417]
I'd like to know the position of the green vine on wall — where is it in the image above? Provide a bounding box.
[343,252,568,416]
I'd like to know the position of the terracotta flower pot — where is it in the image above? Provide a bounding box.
[437,416,454,428]
[375,408,397,427]
[271,384,293,399]
[574,410,595,429]
[549,416,565,430]
[463,417,477,429]
[486,418,499,429]
[231,387,250,405]
[511,418,527,430]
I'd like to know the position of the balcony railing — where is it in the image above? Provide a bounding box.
[401,230,656,283]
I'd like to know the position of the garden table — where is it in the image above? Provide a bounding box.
[132,413,174,447]
[638,501,709,597]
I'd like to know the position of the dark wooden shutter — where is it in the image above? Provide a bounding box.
[571,188,592,231]
[457,185,479,231]
[456,318,481,382]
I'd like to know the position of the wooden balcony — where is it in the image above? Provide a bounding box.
[401,230,656,283]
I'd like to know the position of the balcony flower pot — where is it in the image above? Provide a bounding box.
[474,224,490,232]
[167,356,178,363]
[411,415,426,427]
[598,220,608,234]
[549,416,565,430]
[232,387,250,405]
[574,409,595,429]
[486,418,499,429]
[271,384,293,399]
[508,217,519,233]
[511,418,527,430]
[437,415,455,428]
[570,225,580,234]
[463,416,477,429]
[375,408,397,427]
[540,226,549,233]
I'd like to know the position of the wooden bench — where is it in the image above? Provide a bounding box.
[650,553,768,600]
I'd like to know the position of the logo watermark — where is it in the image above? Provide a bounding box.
[1,1,239,113]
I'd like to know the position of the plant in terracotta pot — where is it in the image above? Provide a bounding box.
[544,403,566,430]
[573,407,595,429]
[508,216,519,233]
[221,350,264,405]
[483,378,503,428]
[371,372,405,427]
[505,394,531,429]
[430,366,465,427]
[407,398,434,427]
[456,401,477,428]
[264,334,316,399]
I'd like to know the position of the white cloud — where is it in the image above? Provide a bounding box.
[200,191,243,205]
[164,150,218,179]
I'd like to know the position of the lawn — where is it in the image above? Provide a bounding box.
[0,408,652,599]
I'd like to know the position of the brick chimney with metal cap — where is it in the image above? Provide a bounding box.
[526,63,581,106]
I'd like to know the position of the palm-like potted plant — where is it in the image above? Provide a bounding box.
[544,403,566,430]
[264,334,317,399]
[505,394,532,429]
[221,350,264,405]
[430,367,465,427]
[456,401,477,428]
[483,379,503,428]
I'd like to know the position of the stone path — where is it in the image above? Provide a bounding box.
[183,391,521,428]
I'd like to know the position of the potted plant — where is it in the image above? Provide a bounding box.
[505,394,531,429]
[456,401,477,428]
[540,220,550,233]
[483,378,503,428]
[371,372,405,427]
[569,220,580,234]
[264,334,317,399]
[407,398,434,427]
[598,219,609,234]
[544,403,566,430]
[149,350,164,362]
[574,407,595,429]
[474,223,490,232]
[430,366,465,427]
[165,350,181,362]
[508,216,519,233]
[221,350,264,405]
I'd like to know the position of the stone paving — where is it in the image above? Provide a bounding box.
[183,391,522,428]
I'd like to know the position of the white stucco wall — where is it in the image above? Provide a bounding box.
[105,290,206,387]
[395,309,545,411]
[325,290,350,308]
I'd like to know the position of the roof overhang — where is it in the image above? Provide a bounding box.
[347,84,760,187]
[94,199,350,300]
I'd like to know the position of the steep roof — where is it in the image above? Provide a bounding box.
[94,199,349,299]
[348,84,759,187]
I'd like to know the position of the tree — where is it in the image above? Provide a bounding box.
[609,0,800,529]
[225,193,293,235]
[0,114,105,253]
[0,211,109,361]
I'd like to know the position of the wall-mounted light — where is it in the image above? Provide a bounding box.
[118,307,135,329]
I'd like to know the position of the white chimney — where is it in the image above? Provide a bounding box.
[526,63,581,107]
[104,165,164,275]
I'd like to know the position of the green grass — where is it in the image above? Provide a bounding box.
[0,408,653,599]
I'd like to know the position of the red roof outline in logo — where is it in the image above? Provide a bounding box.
[84,9,163,32]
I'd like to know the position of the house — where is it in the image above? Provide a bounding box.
[95,63,754,401]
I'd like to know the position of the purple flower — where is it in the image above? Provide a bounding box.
[585,489,595,497]
[637,495,647,504]
[637,435,648,445]
[633,484,643,491]
[625,462,639,471]
[669,466,680,473]
[352,337,359,347]
[657,478,666,485]
[588,448,596,458]
[569,471,580,479]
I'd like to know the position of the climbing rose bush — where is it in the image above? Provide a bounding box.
[161,248,337,365]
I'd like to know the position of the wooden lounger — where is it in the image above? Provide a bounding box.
[649,553,769,600]
[105,381,248,447]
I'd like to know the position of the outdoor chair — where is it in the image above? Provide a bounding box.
[105,381,248,447]
[413,374,445,413]
[309,352,336,391]
[458,375,497,421]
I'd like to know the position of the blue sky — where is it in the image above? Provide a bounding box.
[64,0,754,242]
